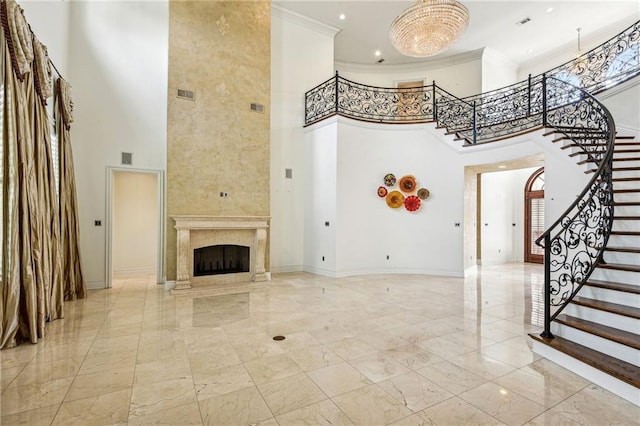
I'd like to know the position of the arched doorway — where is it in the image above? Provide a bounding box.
[525,167,545,263]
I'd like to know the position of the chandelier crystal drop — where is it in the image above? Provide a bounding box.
[389,0,469,58]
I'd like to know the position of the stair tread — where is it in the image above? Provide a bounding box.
[614,188,640,193]
[597,262,640,272]
[556,314,640,350]
[611,231,640,236]
[585,279,640,295]
[604,246,640,253]
[529,334,640,388]
[613,216,640,220]
[572,296,640,319]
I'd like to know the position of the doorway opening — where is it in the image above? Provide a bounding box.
[106,168,164,288]
[524,167,545,263]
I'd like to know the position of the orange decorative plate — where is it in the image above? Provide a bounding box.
[399,175,417,193]
[386,191,405,208]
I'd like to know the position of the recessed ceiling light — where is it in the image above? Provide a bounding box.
[527,48,534,54]
[498,165,507,169]
[375,50,381,57]
[339,13,346,20]
[545,7,554,13]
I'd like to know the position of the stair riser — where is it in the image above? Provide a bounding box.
[578,285,640,309]
[611,180,640,190]
[612,205,640,216]
[550,323,640,367]
[602,251,640,266]
[563,304,639,334]
[613,192,640,203]
[531,340,640,407]
[612,170,640,178]
[611,221,640,233]
[590,268,640,286]
[608,235,640,246]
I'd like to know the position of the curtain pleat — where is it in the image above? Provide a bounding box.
[1,0,79,349]
[56,79,85,301]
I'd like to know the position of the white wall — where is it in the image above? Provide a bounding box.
[601,83,640,132]
[480,167,538,265]
[271,7,336,273]
[336,51,483,97]
[305,118,589,278]
[67,1,168,288]
[304,120,338,275]
[113,172,158,275]
[482,48,518,92]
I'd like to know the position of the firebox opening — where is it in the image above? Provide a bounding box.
[194,244,250,276]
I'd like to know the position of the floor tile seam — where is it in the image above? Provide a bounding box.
[0,362,29,392]
[0,402,60,425]
[492,371,592,412]
[447,350,517,380]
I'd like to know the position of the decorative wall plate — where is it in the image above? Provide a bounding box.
[404,195,421,212]
[417,188,430,200]
[377,186,388,197]
[384,173,396,187]
[386,191,404,208]
[399,175,417,193]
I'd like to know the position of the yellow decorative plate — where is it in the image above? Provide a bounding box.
[386,191,405,208]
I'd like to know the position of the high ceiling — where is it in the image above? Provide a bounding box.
[274,0,640,66]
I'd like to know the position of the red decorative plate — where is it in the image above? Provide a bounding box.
[404,195,421,212]
[377,186,388,197]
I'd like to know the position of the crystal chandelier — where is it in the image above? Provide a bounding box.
[389,0,469,58]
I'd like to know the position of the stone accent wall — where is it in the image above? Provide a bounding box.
[167,1,271,280]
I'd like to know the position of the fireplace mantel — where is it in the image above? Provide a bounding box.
[172,215,270,292]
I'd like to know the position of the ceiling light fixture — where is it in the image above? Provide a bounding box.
[389,0,469,58]
[375,50,382,57]
[339,13,346,20]
[545,7,554,13]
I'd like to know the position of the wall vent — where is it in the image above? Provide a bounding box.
[250,103,265,113]
[121,152,132,165]
[285,168,292,179]
[177,89,195,101]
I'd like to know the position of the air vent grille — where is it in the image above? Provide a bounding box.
[177,89,195,101]
[121,152,132,165]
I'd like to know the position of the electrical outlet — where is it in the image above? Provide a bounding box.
[94,220,102,226]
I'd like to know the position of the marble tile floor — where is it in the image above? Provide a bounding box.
[1,264,639,425]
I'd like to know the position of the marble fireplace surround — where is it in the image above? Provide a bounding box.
[172,215,270,292]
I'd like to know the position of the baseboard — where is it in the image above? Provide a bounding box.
[86,281,105,290]
[164,280,176,291]
[113,266,155,276]
[271,265,304,273]
[302,266,464,278]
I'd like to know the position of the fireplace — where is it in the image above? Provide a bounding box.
[172,215,270,292]
[194,244,250,276]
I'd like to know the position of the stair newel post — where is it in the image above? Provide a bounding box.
[527,74,532,116]
[541,233,554,339]
[472,101,477,144]
[542,73,548,127]
[334,70,339,114]
[432,81,437,122]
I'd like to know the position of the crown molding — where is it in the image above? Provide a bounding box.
[272,4,340,37]
[335,48,485,75]
[519,14,640,74]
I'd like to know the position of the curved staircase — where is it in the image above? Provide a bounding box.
[530,132,640,405]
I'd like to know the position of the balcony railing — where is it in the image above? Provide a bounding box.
[305,20,640,145]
